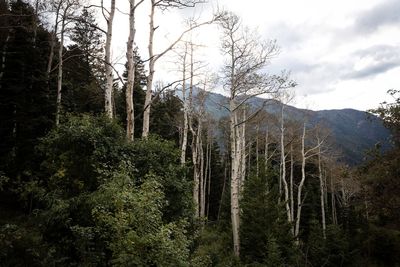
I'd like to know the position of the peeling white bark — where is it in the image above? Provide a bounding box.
[104,0,115,118]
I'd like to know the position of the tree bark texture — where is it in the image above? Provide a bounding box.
[104,0,115,118]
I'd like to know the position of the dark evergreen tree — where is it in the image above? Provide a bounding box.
[240,165,299,266]
[62,8,104,115]
[0,0,54,207]
[150,90,183,144]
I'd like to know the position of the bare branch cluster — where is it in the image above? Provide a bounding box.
[154,0,206,11]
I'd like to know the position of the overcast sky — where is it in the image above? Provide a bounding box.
[107,0,400,111]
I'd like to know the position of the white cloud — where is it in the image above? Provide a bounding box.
[104,0,400,111]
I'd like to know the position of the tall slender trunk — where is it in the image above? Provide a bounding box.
[104,0,115,118]
[125,0,137,140]
[331,175,337,225]
[240,109,246,189]
[230,108,240,257]
[187,42,201,217]
[264,128,269,183]
[180,44,188,164]
[199,124,206,218]
[290,143,295,226]
[55,13,66,126]
[191,126,199,217]
[206,140,212,218]
[46,1,62,90]
[46,31,55,82]
[318,149,326,239]
[204,141,209,216]
[191,117,204,218]
[256,124,259,177]
[295,123,307,239]
[142,0,155,137]
[280,105,291,223]
[217,160,227,222]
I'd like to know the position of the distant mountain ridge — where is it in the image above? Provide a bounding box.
[184,89,391,165]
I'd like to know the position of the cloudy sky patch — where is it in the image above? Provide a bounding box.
[354,0,400,33]
[108,0,400,111]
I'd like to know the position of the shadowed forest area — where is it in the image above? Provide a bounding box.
[0,0,399,266]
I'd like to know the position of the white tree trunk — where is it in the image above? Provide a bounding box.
[295,123,307,239]
[318,149,326,239]
[180,43,188,164]
[240,109,246,190]
[46,1,62,85]
[280,105,291,223]
[264,128,269,176]
[55,13,66,126]
[142,0,155,137]
[256,124,259,177]
[104,0,115,119]
[206,140,212,218]
[230,107,241,257]
[290,143,295,227]
[331,175,337,225]
[125,0,137,140]
[191,124,200,217]
[204,141,209,216]
[199,125,205,217]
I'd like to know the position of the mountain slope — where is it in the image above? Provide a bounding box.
[192,90,391,165]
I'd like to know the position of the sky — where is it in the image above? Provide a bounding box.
[106,0,400,111]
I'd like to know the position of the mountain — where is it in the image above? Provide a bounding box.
[190,89,391,165]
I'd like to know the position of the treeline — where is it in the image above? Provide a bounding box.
[0,0,399,266]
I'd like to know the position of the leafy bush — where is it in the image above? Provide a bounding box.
[2,114,194,266]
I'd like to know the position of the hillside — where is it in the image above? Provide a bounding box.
[194,90,391,165]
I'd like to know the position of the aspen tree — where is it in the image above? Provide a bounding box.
[264,125,277,176]
[317,144,326,238]
[290,142,295,226]
[126,0,145,140]
[46,1,62,90]
[294,123,325,239]
[103,0,115,118]
[278,92,295,224]
[219,12,294,256]
[54,0,80,125]
[142,0,217,137]
[180,42,188,164]
[331,171,338,225]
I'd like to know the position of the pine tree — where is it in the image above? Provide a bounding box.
[62,8,105,115]
[0,0,54,177]
[71,8,105,87]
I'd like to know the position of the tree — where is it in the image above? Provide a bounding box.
[70,7,105,86]
[0,0,54,188]
[62,8,104,115]
[179,41,189,164]
[294,123,326,239]
[27,115,192,265]
[51,0,81,125]
[142,0,217,138]
[103,0,115,118]
[278,92,295,227]
[125,0,145,140]
[240,172,298,265]
[218,12,295,256]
